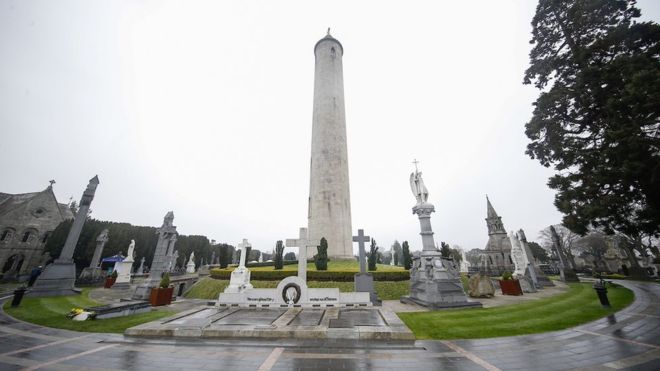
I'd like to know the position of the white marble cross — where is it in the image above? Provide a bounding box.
[353,229,370,274]
[286,228,319,282]
[237,239,251,269]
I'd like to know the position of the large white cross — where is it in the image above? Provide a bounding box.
[237,238,251,268]
[286,227,319,282]
[353,229,371,274]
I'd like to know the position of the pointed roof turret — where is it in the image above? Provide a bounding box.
[486,195,499,219]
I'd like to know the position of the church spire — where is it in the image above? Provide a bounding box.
[485,195,506,235]
[486,195,498,219]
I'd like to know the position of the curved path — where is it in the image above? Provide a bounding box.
[0,281,658,371]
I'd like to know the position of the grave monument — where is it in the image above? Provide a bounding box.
[224,239,253,293]
[400,162,480,309]
[78,228,109,282]
[550,225,579,282]
[30,176,99,297]
[353,229,381,305]
[217,228,370,307]
[113,240,135,289]
[509,232,537,293]
[518,229,554,287]
[460,248,470,273]
[186,251,196,274]
[133,212,178,300]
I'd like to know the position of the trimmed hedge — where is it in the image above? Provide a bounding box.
[210,268,409,282]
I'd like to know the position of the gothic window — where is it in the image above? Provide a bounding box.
[42,232,50,243]
[1,229,14,241]
[21,229,38,243]
[509,255,513,264]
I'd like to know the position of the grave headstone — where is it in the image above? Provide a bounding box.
[353,229,380,305]
[224,239,253,293]
[186,252,196,274]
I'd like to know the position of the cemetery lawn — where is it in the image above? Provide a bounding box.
[398,282,634,339]
[186,277,410,300]
[2,288,173,333]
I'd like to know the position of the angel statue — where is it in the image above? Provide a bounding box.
[410,163,429,204]
[127,239,136,260]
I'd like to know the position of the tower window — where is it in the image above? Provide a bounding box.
[1,230,11,241]
[42,232,50,243]
[22,232,31,242]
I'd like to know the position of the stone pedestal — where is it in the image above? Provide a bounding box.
[517,275,537,293]
[355,273,381,306]
[28,261,80,297]
[113,260,133,289]
[78,267,106,284]
[224,267,253,293]
[401,251,481,309]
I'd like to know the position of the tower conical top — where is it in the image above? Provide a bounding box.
[314,28,343,54]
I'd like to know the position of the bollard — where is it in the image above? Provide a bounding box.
[593,280,611,308]
[11,287,27,308]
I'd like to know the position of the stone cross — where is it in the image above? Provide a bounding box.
[58,175,99,262]
[286,227,319,282]
[237,239,251,268]
[353,229,370,274]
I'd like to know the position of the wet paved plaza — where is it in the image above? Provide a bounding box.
[0,281,658,370]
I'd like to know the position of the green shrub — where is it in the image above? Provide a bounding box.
[274,240,284,270]
[501,271,513,280]
[159,272,170,288]
[367,239,378,271]
[402,241,412,270]
[210,268,409,281]
[315,238,328,271]
[111,270,118,279]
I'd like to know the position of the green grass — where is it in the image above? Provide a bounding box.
[3,289,174,333]
[185,277,410,300]
[398,282,634,339]
[231,260,405,272]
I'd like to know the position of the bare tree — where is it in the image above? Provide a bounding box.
[539,225,579,269]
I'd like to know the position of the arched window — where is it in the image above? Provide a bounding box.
[1,229,14,241]
[21,229,38,243]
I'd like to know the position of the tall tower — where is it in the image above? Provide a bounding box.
[307,30,353,259]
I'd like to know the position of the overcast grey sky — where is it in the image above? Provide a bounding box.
[2,0,659,255]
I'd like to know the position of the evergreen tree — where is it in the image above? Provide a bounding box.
[367,238,379,271]
[274,240,284,270]
[524,0,660,239]
[440,242,451,258]
[402,241,412,270]
[283,252,296,261]
[392,240,402,266]
[315,237,328,271]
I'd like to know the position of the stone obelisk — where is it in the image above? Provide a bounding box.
[31,176,100,297]
[307,29,353,259]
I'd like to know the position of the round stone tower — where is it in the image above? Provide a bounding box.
[307,30,353,259]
